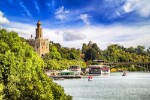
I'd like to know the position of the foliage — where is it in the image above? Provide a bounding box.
[44,59,86,70]
[81,43,88,54]
[44,42,81,60]
[103,44,150,62]
[49,42,81,60]
[82,43,150,63]
[0,29,72,100]
[0,84,4,100]
[43,41,85,70]
[82,42,102,61]
[81,42,150,71]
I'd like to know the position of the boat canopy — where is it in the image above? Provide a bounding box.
[60,69,74,74]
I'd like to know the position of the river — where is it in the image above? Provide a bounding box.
[54,72,150,100]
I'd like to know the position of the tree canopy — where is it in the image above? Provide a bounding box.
[0,29,72,100]
[43,42,86,70]
[82,42,150,63]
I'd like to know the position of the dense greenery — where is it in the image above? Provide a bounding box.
[82,43,150,63]
[43,40,150,71]
[82,43,101,61]
[103,44,150,62]
[49,42,81,60]
[82,42,150,71]
[43,42,86,70]
[44,59,86,70]
[0,84,4,100]
[0,29,72,100]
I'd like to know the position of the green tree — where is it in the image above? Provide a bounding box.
[50,45,62,60]
[135,45,145,55]
[0,84,4,100]
[69,48,80,60]
[81,43,88,54]
[0,29,72,100]
[84,48,97,61]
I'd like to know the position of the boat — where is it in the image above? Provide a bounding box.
[88,79,92,81]
[52,75,82,79]
[53,78,65,80]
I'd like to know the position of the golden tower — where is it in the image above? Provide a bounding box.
[34,20,49,57]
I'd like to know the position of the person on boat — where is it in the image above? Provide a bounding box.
[88,75,93,81]
[122,72,126,76]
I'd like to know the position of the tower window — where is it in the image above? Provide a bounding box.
[37,47,38,49]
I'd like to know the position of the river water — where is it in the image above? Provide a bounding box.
[54,72,150,100]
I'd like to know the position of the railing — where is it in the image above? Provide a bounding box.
[103,62,150,71]
[103,62,150,65]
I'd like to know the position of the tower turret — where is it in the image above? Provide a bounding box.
[35,20,43,39]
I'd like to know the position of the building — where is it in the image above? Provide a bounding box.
[69,65,81,75]
[93,60,105,65]
[87,41,93,48]
[28,21,49,57]
[87,65,110,74]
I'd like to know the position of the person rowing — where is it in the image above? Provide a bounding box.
[122,71,126,76]
[88,75,93,81]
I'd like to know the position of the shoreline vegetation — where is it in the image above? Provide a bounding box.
[0,28,150,99]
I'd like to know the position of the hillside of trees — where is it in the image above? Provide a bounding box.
[82,41,150,71]
[0,29,72,100]
[82,42,150,63]
[42,39,150,71]
[41,39,150,71]
[43,41,86,70]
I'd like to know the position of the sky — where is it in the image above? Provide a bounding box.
[0,0,150,50]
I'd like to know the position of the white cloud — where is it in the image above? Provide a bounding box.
[56,15,66,20]
[34,0,40,13]
[0,11,10,24]
[55,6,69,20]
[1,21,60,42]
[1,20,150,50]
[123,1,133,13]
[77,24,150,49]
[17,0,32,17]
[123,0,150,17]
[46,24,150,49]
[63,30,86,41]
[6,22,35,38]
[79,14,90,25]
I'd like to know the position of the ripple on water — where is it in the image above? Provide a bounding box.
[54,72,150,100]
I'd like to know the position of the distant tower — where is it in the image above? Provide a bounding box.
[31,34,33,39]
[88,41,93,48]
[34,20,49,57]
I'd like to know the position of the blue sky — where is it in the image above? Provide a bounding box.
[0,0,150,49]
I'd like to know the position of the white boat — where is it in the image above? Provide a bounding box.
[88,79,92,81]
